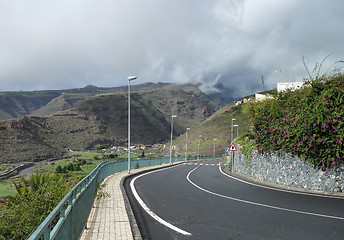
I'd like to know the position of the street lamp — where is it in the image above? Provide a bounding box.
[197,135,201,160]
[185,128,190,161]
[231,118,236,143]
[128,76,137,174]
[169,115,177,165]
[233,124,239,141]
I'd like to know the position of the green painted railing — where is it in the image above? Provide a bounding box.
[28,156,220,240]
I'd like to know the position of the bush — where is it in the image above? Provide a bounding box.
[55,165,63,173]
[0,173,69,239]
[55,162,81,174]
[245,74,344,170]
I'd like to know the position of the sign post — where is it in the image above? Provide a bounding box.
[226,152,231,168]
[227,143,237,173]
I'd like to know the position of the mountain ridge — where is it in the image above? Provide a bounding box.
[0,82,233,120]
[0,84,224,163]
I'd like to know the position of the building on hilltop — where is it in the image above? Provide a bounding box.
[255,93,274,101]
[277,82,304,92]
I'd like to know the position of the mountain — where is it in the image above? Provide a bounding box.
[0,83,169,120]
[0,91,61,120]
[0,85,221,163]
[0,82,232,120]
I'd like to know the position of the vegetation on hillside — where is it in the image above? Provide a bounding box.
[172,103,250,157]
[0,91,62,120]
[243,73,344,170]
[0,85,218,164]
[0,83,225,121]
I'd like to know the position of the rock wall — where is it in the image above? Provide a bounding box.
[233,150,344,193]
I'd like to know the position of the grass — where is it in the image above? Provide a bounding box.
[0,180,17,198]
[41,157,103,176]
[173,103,250,157]
[0,151,106,198]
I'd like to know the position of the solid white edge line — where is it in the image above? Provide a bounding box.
[186,166,344,220]
[218,163,344,199]
[130,165,192,236]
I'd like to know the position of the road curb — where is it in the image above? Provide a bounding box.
[120,177,143,240]
[121,162,184,240]
[223,165,344,198]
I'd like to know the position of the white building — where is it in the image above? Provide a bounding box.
[277,82,304,92]
[255,93,274,101]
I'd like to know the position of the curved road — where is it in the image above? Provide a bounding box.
[124,159,344,239]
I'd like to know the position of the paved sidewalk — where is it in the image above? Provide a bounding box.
[80,164,170,240]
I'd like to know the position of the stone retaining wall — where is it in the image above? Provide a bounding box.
[233,150,344,193]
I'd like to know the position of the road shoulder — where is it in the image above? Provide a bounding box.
[222,164,344,198]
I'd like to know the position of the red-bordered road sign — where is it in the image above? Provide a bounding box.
[229,143,237,151]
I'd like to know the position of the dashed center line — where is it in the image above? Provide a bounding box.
[182,162,219,166]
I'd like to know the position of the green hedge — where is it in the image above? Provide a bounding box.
[244,74,344,171]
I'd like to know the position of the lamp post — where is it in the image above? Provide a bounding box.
[128,76,137,174]
[234,124,239,139]
[233,124,239,141]
[213,138,216,157]
[232,124,239,173]
[197,135,201,160]
[169,115,177,165]
[185,128,190,161]
[231,118,236,143]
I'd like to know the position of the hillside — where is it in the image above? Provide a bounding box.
[0,82,228,120]
[0,91,61,120]
[0,83,169,120]
[170,100,250,158]
[0,85,219,163]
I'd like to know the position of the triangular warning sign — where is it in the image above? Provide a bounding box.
[229,143,237,151]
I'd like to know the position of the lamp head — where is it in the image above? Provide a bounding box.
[128,76,137,81]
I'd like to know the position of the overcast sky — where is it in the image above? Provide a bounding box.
[0,0,343,97]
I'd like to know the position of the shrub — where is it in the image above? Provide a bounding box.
[55,162,81,174]
[0,173,69,239]
[245,73,344,170]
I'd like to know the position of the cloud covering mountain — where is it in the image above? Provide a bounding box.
[0,0,343,98]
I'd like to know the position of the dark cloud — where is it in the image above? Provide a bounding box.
[0,0,343,97]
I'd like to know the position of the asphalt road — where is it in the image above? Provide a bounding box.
[124,159,344,240]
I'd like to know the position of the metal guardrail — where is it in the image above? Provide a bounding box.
[27,156,220,240]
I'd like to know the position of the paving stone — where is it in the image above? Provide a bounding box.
[80,164,170,240]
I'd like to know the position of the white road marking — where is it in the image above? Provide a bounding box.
[187,166,344,220]
[218,164,344,199]
[130,165,192,236]
[182,162,219,166]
